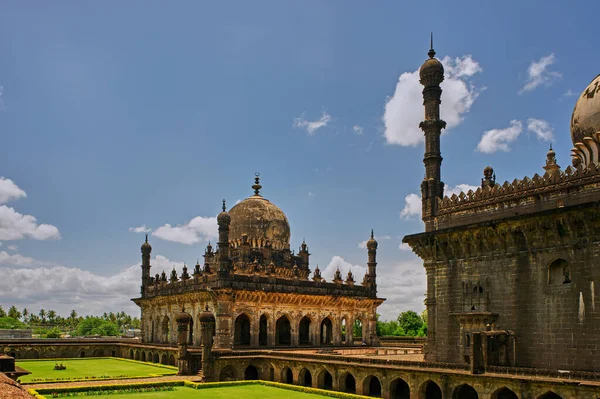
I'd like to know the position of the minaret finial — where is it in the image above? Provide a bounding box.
[145,234,148,243]
[371,229,374,239]
[428,32,435,58]
[252,172,262,196]
[222,199,226,212]
[549,143,553,150]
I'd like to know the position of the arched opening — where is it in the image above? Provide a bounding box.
[268,365,275,381]
[276,316,291,345]
[341,317,348,344]
[390,378,410,399]
[161,316,170,344]
[160,354,168,365]
[281,367,293,384]
[299,316,312,345]
[453,384,478,399]
[153,353,159,363]
[259,315,268,346]
[141,352,146,362]
[134,351,140,361]
[244,365,259,380]
[234,313,251,346]
[353,319,363,345]
[188,317,194,345]
[420,380,442,399]
[299,368,312,387]
[538,392,562,399]
[363,375,382,397]
[169,354,175,366]
[341,372,356,394]
[320,317,333,345]
[220,365,236,381]
[318,369,333,390]
[548,259,571,285]
[492,387,519,399]
[129,349,133,359]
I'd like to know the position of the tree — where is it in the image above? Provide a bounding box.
[39,309,46,324]
[397,310,424,337]
[22,308,29,323]
[7,306,21,320]
[48,310,57,324]
[0,306,6,318]
[75,317,119,337]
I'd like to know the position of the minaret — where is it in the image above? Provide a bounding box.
[217,199,231,276]
[140,234,152,295]
[418,34,446,232]
[364,230,378,292]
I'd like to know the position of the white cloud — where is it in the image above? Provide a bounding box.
[353,125,364,135]
[383,55,483,147]
[399,243,411,251]
[7,244,17,251]
[357,235,391,249]
[526,118,553,142]
[476,120,523,153]
[0,254,183,316]
[0,177,27,204]
[128,225,151,233]
[293,112,332,135]
[321,256,366,283]
[400,193,422,219]
[0,205,61,241]
[376,257,426,320]
[400,183,480,220]
[0,251,36,267]
[152,216,218,245]
[520,53,561,94]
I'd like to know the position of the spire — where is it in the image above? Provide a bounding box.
[145,234,148,243]
[370,229,374,239]
[252,173,262,196]
[222,199,226,212]
[428,32,435,58]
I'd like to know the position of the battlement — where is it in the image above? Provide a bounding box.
[434,163,600,230]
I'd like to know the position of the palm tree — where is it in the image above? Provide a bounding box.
[39,309,46,324]
[48,310,57,324]
[69,310,78,327]
[22,308,29,323]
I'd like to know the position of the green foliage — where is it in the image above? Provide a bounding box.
[397,310,423,336]
[46,328,62,338]
[0,316,27,329]
[376,309,428,337]
[75,317,119,336]
[0,305,6,318]
[8,305,21,319]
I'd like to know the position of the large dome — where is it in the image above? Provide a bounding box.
[571,74,600,145]
[228,195,290,250]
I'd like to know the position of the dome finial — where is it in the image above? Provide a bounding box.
[371,229,374,239]
[252,172,262,196]
[145,234,148,243]
[222,199,226,212]
[428,32,435,59]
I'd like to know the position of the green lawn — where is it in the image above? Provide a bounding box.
[16,358,176,383]
[51,386,332,398]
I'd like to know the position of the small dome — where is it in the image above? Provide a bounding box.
[175,310,192,324]
[367,230,378,250]
[571,74,600,145]
[419,47,444,86]
[199,307,215,323]
[217,199,231,225]
[141,234,152,252]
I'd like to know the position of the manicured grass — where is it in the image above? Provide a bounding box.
[52,386,332,398]
[17,358,176,383]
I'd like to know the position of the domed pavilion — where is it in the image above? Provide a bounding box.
[132,175,383,355]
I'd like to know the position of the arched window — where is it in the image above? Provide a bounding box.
[341,317,348,344]
[318,369,333,390]
[299,368,312,387]
[491,387,518,399]
[320,317,333,345]
[244,365,259,380]
[281,367,293,384]
[363,375,381,397]
[276,316,291,345]
[390,377,410,399]
[420,380,442,399]
[548,259,571,285]
[341,372,356,394]
[259,315,268,346]
[353,319,363,344]
[452,384,478,399]
[538,392,562,399]
[234,313,251,346]
[161,316,170,344]
[299,316,312,345]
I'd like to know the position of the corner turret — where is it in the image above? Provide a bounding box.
[140,234,152,295]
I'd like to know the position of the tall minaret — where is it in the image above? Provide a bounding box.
[418,34,446,232]
[217,199,231,276]
[140,234,152,295]
[362,230,378,293]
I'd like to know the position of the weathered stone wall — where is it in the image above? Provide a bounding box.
[0,330,32,339]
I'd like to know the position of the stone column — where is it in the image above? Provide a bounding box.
[214,294,233,349]
[199,309,215,381]
[251,315,259,347]
[424,262,437,361]
[175,310,192,375]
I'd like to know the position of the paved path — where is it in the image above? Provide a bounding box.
[27,375,202,390]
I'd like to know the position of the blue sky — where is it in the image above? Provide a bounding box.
[0,1,598,320]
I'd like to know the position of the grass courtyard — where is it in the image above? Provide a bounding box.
[43,385,336,398]
[16,358,176,383]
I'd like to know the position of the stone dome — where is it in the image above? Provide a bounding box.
[571,74,600,145]
[228,195,290,250]
[419,48,444,87]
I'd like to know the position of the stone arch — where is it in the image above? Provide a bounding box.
[492,387,519,399]
[341,316,349,344]
[537,392,563,399]
[340,371,356,394]
[320,317,333,345]
[169,354,175,366]
[129,349,133,359]
[188,316,194,345]
[141,351,146,362]
[276,315,291,345]
[234,313,251,346]
[353,318,364,344]
[363,374,382,397]
[79,350,86,358]
[134,350,140,361]
[267,363,275,381]
[259,314,268,346]
[548,258,571,285]
[452,384,478,399]
[244,364,259,380]
[281,366,293,384]
[23,349,39,359]
[161,316,170,344]
[160,353,168,365]
[153,353,159,363]
[298,367,312,387]
[220,365,236,381]
[299,316,312,345]
[419,380,442,399]
[390,377,410,399]
[317,368,333,390]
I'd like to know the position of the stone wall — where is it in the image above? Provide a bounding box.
[0,330,32,339]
